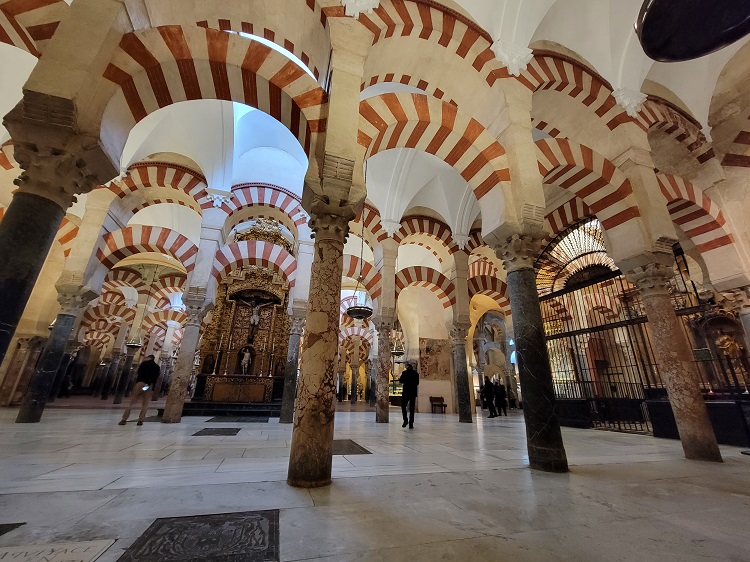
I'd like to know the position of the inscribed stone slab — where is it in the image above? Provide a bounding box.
[117,510,279,561]
[0,539,114,561]
[332,439,371,455]
[207,416,269,423]
[0,523,24,536]
[192,428,241,436]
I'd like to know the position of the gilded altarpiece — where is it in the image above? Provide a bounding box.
[197,266,291,403]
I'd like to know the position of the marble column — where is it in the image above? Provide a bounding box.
[375,319,393,423]
[450,324,473,423]
[496,234,568,472]
[47,351,73,402]
[288,204,353,488]
[93,359,110,397]
[626,260,722,461]
[162,300,209,423]
[152,320,179,401]
[369,356,377,407]
[280,314,305,424]
[101,351,121,400]
[476,336,487,377]
[0,338,31,405]
[0,193,65,369]
[350,336,361,404]
[112,345,138,405]
[16,288,90,423]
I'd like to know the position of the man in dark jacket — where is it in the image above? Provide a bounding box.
[119,354,160,426]
[399,363,419,429]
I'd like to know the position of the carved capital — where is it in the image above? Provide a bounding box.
[309,196,356,244]
[341,0,380,18]
[56,285,96,316]
[205,189,233,208]
[625,262,674,298]
[613,88,647,119]
[449,323,470,347]
[4,105,117,209]
[491,39,533,77]
[289,315,306,337]
[494,233,544,273]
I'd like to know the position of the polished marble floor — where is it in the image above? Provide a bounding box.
[0,406,749,561]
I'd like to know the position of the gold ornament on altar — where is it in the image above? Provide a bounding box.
[235,218,293,254]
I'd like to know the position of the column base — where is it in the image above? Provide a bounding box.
[683,440,723,462]
[528,446,569,473]
[287,477,332,488]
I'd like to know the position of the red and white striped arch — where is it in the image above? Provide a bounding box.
[637,98,714,164]
[148,324,184,351]
[150,273,187,303]
[393,216,460,261]
[0,141,14,170]
[509,53,630,131]
[359,93,510,200]
[102,26,327,156]
[102,268,146,295]
[195,20,323,82]
[468,275,510,316]
[82,332,113,351]
[352,204,388,248]
[357,0,502,89]
[656,174,734,253]
[546,198,593,239]
[56,217,78,258]
[142,309,187,334]
[225,183,308,234]
[542,296,572,322]
[342,255,382,300]
[338,326,374,345]
[82,302,136,329]
[110,162,210,210]
[464,230,484,253]
[0,0,68,56]
[362,75,458,107]
[583,292,621,321]
[99,291,127,307]
[468,256,498,279]
[96,226,199,273]
[536,138,640,233]
[339,336,371,363]
[395,266,456,309]
[532,119,564,139]
[83,319,119,336]
[212,240,296,285]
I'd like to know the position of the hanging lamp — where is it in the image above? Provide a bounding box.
[345,223,374,320]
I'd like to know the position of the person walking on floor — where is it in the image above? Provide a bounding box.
[399,362,419,428]
[494,377,508,416]
[483,375,498,418]
[119,354,160,426]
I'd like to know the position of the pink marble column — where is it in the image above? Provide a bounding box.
[279,314,305,424]
[375,319,393,423]
[288,204,354,487]
[162,301,209,424]
[627,261,722,461]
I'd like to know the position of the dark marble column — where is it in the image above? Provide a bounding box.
[0,338,31,405]
[47,351,72,403]
[496,234,568,473]
[112,346,137,405]
[280,314,305,424]
[369,358,377,407]
[627,260,722,461]
[101,352,121,400]
[162,300,209,423]
[450,324,473,423]
[0,192,65,369]
[288,202,354,488]
[93,359,110,397]
[350,336,361,405]
[375,320,392,423]
[16,289,90,423]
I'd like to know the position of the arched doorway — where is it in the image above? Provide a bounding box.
[536,218,749,433]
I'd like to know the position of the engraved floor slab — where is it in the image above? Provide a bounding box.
[332,439,371,455]
[0,539,113,561]
[192,428,241,436]
[207,416,269,423]
[117,510,279,561]
[0,523,25,536]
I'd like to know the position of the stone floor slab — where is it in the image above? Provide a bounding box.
[191,428,241,437]
[0,539,114,561]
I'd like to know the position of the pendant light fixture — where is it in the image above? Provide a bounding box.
[345,222,374,320]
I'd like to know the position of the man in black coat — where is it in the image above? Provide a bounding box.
[119,354,160,426]
[399,363,419,429]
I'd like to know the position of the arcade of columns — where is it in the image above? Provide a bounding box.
[4,0,750,488]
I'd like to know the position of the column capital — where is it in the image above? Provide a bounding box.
[493,233,545,273]
[290,315,306,336]
[4,105,116,209]
[308,196,356,244]
[449,322,471,347]
[625,261,674,298]
[56,284,96,316]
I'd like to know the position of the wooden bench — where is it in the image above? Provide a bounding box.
[430,396,447,414]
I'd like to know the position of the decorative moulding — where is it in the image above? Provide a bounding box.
[341,0,380,18]
[613,88,648,118]
[491,39,533,77]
